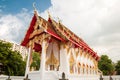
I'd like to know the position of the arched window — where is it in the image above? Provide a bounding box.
[77,62,81,74]
[69,52,75,74]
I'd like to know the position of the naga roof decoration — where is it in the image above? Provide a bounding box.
[21,10,100,61]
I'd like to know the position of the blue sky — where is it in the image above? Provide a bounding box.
[0,0,52,44]
[0,0,120,62]
[0,0,51,14]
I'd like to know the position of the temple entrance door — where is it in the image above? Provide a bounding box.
[46,39,60,71]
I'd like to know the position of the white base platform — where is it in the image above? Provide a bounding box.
[28,71,100,80]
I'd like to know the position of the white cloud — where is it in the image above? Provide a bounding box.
[0,8,32,43]
[40,0,120,62]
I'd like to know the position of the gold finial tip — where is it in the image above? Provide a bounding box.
[57,17,61,23]
[33,2,36,11]
[47,10,51,17]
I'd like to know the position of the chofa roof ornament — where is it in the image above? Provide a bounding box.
[33,2,37,11]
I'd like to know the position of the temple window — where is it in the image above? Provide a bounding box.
[70,65,74,74]
[86,65,88,74]
[90,68,91,74]
[77,62,81,74]
[80,67,83,74]
[69,52,75,74]
[83,68,84,74]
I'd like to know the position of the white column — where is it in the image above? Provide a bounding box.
[59,45,69,74]
[25,48,31,77]
[40,40,48,80]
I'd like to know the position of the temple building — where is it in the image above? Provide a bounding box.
[21,7,100,80]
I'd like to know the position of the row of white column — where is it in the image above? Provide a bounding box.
[59,46,98,75]
[25,42,98,80]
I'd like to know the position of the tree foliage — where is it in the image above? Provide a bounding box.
[0,40,26,76]
[115,60,120,75]
[98,55,115,75]
[30,51,40,70]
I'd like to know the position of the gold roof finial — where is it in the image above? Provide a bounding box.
[47,10,52,18]
[33,2,37,14]
[33,2,37,11]
[33,2,38,16]
[57,17,61,23]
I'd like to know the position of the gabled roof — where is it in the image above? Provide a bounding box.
[21,12,100,61]
[21,15,65,47]
[21,14,37,46]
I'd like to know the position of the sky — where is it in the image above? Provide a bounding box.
[0,0,120,62]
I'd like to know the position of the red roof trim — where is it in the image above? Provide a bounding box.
[69,37,83,48]
[46,29,65,42]
[48,17,99,59]
[21,14,37,46]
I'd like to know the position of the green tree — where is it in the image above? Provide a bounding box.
[30,52,40,70]
[115,60,120,75]
[0,40,26,76]
[98,55,115,75]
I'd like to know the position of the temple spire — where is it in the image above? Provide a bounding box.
[57,17,61,23]
[32,2,40,25]
[33,2,37,11]
[47,11,52,19]
[33,2,38,16]
[47,11,53,23]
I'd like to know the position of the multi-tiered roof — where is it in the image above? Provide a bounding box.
[21,10,100,61]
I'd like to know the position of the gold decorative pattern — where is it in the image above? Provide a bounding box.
[46,51,59,68]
